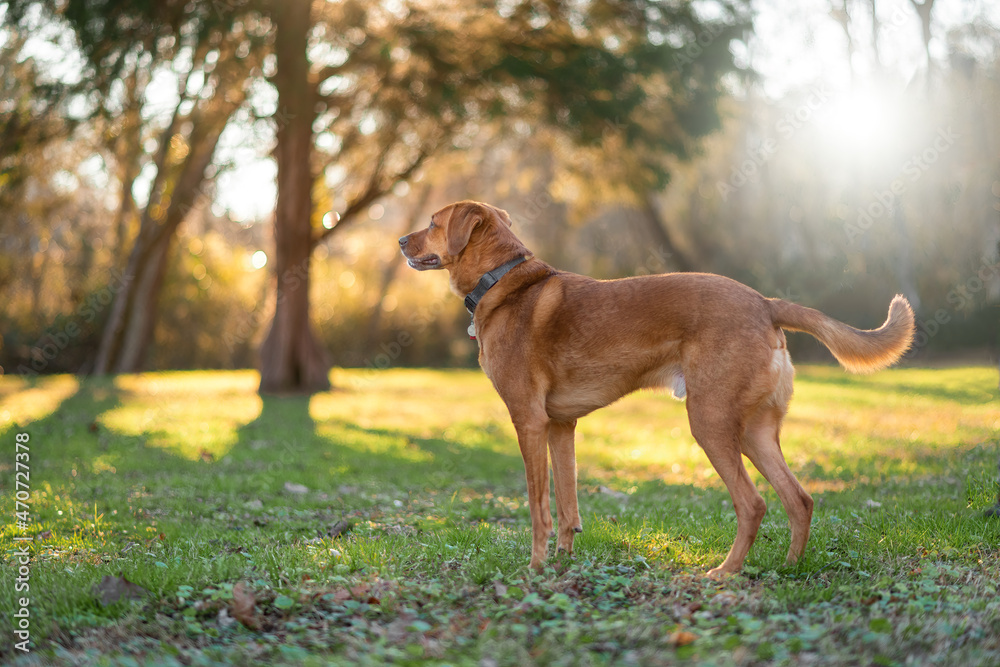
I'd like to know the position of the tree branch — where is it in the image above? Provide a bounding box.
[311,145,434,248]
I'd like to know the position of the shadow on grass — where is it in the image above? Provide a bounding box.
[316,418,525,490]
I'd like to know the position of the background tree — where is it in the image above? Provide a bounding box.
[257,0,749,393]
[6,0,269,374]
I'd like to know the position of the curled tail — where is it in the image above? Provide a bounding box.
[767,295,915,374]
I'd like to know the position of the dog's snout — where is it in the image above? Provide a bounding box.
[398,236,408,248]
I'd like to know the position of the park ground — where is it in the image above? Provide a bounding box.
[1,365,999,666]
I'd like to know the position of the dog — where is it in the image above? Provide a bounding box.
[399,200,915,576]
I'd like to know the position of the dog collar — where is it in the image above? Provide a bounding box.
[464,256,527,339]
[464,256,528,315]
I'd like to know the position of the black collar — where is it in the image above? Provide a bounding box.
[464,256,528,314]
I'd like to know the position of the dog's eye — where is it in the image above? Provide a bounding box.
[428,220,436,229]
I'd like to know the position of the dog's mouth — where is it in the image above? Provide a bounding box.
[406,254,441,271]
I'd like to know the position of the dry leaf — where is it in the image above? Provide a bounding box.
[94,574,149,606]
[231,582,260,630]
[284,482,308,494]
[669,630,697,647]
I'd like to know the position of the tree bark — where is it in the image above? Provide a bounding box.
[258,0,331,394]
[642,193,698,272]
[93,106,234,374]
[92,224,173,374]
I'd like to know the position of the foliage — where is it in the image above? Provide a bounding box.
[0,367,998,664]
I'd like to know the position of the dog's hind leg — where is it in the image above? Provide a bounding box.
[549,419,582,555]
[741,407,814,567]
[687,398,767,577]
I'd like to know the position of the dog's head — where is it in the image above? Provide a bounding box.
[399,200,524,293]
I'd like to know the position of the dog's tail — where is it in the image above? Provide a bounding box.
[767,295,915,374]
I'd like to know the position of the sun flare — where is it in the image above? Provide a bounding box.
[816,86,908,160]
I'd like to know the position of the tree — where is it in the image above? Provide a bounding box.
[7,0,268,374]
[257,0,749,393]
[6,0,748,389]
[257,0,331,392]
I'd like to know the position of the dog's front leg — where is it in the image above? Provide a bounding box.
[514,418,552,570]
[549,419,582,556]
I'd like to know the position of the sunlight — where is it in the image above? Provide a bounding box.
[815,86,906,160]
[214,158,277,223]
[0,375,79,425]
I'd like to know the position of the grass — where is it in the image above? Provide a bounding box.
[1,365,998,666]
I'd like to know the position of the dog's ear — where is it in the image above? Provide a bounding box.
[446,203,486,256]
[490,205,514,227]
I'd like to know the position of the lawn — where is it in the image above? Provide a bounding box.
[1,366,999,666]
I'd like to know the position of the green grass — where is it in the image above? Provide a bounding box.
[1,366,998,666]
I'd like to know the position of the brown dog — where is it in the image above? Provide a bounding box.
[399,200,915,576]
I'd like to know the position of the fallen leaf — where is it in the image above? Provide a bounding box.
[494,581,508,598]
[669,630,697,647]
[284,481,309,494]
[35,530,52,541]
[93,574,149,607]
[88,421,99,433]
[199,448,215,462]
[231,582,260,630]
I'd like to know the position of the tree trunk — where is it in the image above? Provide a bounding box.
[93,111,233,374]
[908,0,935,89]
[258,0,331,395]
[642,193,697,272]
[92,225,172,373]
[114,232,174,371]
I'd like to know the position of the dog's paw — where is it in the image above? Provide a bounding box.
[706,566,738,580]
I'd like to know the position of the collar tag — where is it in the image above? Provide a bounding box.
[463,256,527,341]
